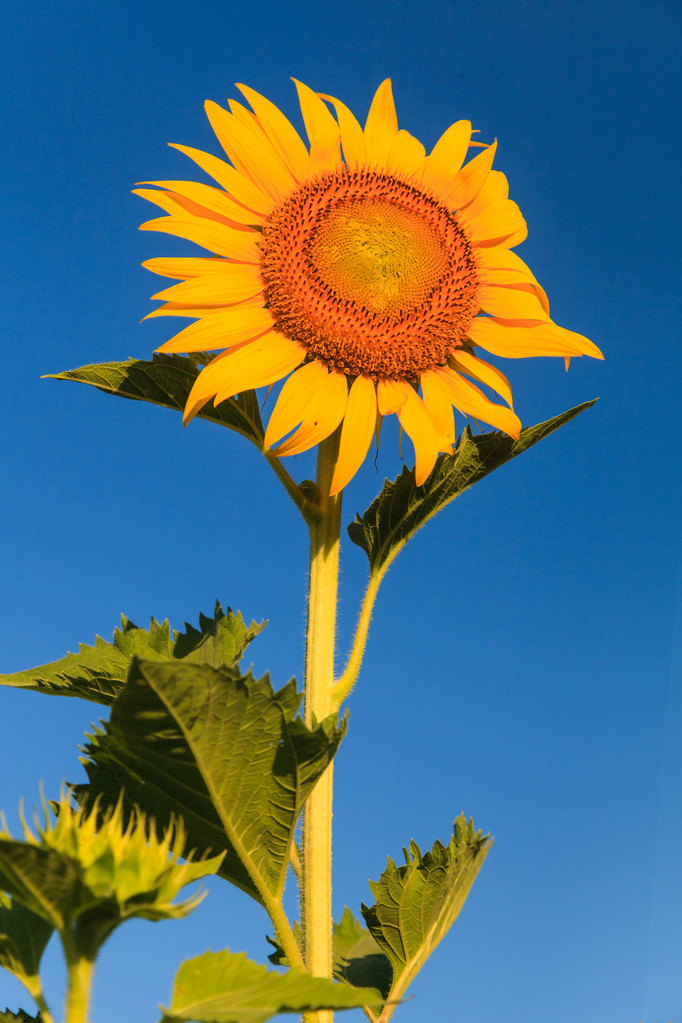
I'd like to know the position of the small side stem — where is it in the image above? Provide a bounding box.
[263,449,321,526]
[331,570,383,709]
[268,894,306,971]
[302,432,342,1023]
[33,992,56,1023]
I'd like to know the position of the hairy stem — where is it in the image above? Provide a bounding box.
[302,432,342,1023]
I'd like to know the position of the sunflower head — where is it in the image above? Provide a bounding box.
[137,79,602,494]
[10,791,223,922]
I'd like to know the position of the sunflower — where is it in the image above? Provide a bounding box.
[136,80,602,494]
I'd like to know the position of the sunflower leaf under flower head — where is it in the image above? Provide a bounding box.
[137,79,602,493]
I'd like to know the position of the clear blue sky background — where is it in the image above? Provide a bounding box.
[1,0,680,1021]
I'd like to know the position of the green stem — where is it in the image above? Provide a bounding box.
[302,432,342,1023]
[62,940,95,1023]
[264,449,322,526]
[331,570,383,709]
[33,992,56,1023]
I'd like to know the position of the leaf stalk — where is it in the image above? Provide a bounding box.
[263,449,322,525]
[331,570,383,709]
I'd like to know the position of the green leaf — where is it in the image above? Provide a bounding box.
[172,605,264,668]
[332,909,392,1001]
[267,911,391,1001]
[0,1010,44,1023]
[0,842,87,933]
[348,400,597,573]
[360,816,491,1020]
[160,948,383,1023]
[0,894,53,1000]
[0,603,264,706]
[77,660,345,907]
[47,353,265,447]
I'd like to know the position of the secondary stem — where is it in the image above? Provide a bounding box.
[302,431,342,1023]
[33,992,56,1023]
[331,570,383,709]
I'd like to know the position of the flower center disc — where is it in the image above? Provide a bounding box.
[260,169,480,380]
[309,199,447,317]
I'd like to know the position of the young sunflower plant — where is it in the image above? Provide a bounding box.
[1,79,601,1023]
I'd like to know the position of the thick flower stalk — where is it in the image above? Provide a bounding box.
[136,78,602,495]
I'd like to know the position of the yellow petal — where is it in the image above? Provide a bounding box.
[475,249,549,313]
[448,350,513,407]
[502,225,529,249]
[142,256,229,280]
[420,370,456,452]
[133,188,184,217]
[139,216,261,263]
[385,130,426,179]
[459,168,509,219]
[318,92,367,167]
[169,144,274,216]
[264,361,346,453]
[293,79,342,173]
[447,140,498,210]
[459,198,527,247]
[330,375,378,494]
[363,79,399,169]
[155,304,274,353]
[420,120,472,204]
[140,180,265,227]
[204,100,296,202]
[227,98,257,126]
[435,366,521,438]
[477,283,550,322]
[147,302,265,319]
[377,377,410,415]
[533,281,550,316]
[395,386,440,485]
[236,83,311,180]
[475,246,538,285]
[184,333,305,423]
[467,317,604,360]
[134,186,249,230]
[150,265,262,305]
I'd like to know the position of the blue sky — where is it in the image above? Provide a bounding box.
[1,0,680,1021]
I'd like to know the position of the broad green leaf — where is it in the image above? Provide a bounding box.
[0,894,53,999]
[0,603,264,706]
[267,911,391,1001]
[159,948,383,1023]
[77,660,345,907]
[360,815,491,1021]
[172,606,264,668]
[0,842,86,933]
[0,1010,43,1023]
[348,401,597,574]
[332,909,392,1000]
[47,353,265,447]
